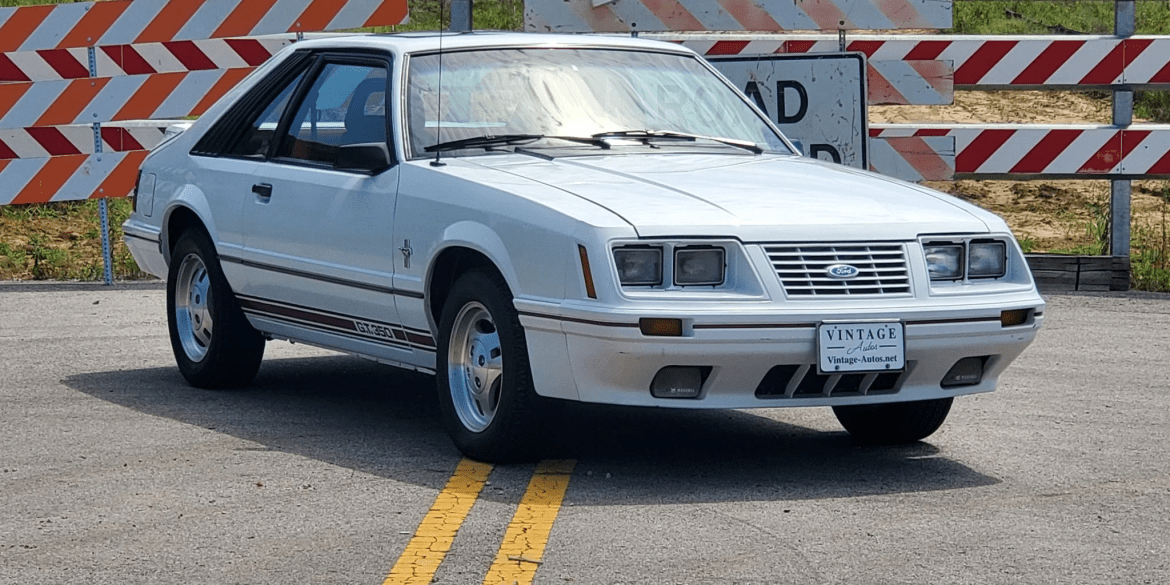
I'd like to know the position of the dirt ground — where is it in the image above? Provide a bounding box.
[871,90,1170,253]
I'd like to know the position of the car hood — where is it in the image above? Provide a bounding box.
[469,153,994,241]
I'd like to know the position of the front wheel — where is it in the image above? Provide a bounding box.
[167,230,265,389]
[436,269,541,463]
[832,398,953,444]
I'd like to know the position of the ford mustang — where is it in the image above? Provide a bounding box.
[123,32,1045,462]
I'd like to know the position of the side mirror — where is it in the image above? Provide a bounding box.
[788,139,805,157]
[335,142,393,174]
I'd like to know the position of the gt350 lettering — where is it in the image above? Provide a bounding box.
[355,320,396,340]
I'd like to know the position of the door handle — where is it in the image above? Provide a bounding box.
[252,183,272,199]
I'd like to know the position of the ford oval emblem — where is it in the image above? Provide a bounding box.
[826,264,860,280]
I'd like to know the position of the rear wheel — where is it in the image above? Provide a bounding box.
[832,398,953,444]
[167,230,265,389]
[437,269,541,463]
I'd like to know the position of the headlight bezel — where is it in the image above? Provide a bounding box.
[921,236,1012,283]
[611,241,735,291]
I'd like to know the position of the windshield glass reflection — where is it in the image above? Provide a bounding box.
[406,48,790,157]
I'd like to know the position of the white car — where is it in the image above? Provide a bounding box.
[123,32,1045,462]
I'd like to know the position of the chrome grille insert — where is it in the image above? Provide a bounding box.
[764,243,911,297]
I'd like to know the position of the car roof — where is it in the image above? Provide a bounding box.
[291,31,697,56]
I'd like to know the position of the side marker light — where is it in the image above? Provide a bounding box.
[1000,309,1030,327]
[578,245,597,299]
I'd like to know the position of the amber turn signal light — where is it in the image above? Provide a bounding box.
[1000,309,1030,327]
[578,245,597,299]
[639,318,683,337]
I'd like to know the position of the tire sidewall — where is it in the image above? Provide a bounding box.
[436,269,538,462]
[832,397,953,444]
[166,230,262,388]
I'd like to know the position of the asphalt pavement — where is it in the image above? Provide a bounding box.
[1,281,1168,585]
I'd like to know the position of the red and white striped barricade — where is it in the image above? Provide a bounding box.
[0,36,292,82]
[0,0,408,207]
[525,0,952,33]
[0,0,406,52]
[655,34,1170,102]
[869,124,1170,181]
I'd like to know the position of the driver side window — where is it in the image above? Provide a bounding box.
[228,69,307,158]
[275,63,388,166]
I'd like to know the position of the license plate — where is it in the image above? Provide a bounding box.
[817,321,905,374]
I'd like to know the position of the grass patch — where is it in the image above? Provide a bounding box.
[953,1,1170,124]
[371,0,523,32]
[1131,184,1170,291]
[1049,198,1110,256]
[0,199,148,281]
[1135,90,1170,123]
[952,0,1170,35]
[0,0,85,6]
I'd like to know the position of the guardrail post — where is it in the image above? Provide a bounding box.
[88,45,114,286]
[1111,0,1135,262]
[450,0,472,31]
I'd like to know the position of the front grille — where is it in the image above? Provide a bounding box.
[763,243,911,297]
[754,363,909,399]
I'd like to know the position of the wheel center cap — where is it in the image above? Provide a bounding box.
[467,339,490,395]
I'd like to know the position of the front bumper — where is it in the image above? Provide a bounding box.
[517,299,1044,408]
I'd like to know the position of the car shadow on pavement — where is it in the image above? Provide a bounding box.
[65,354,998,504]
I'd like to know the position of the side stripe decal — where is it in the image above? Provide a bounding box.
[236,294,435,351]
[220,255,425,299]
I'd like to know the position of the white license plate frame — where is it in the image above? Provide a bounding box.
[817,321,905,374]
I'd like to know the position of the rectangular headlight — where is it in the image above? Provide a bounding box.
[613,246,662,285]
[924,243,963,280]
[674,246,725,286]
[968,241,1007,278]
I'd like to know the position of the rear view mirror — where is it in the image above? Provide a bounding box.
[335,143,393,174]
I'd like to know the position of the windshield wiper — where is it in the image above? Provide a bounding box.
[592,130,763,154]
[424,134,609,153]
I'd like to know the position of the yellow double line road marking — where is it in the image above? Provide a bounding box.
[484,460,576,585]
[383,458,576,585]
[382,459,493,585]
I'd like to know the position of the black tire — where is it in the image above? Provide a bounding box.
[832,397,953,444]
[167,229,265,389]
[436,269,541,463]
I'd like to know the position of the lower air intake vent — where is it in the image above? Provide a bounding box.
[754,364,908,399]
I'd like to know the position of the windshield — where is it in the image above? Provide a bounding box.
[406,48,791,158]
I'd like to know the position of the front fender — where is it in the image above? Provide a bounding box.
[433,220,521,295]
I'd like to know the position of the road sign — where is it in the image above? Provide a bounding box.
[709,53,868,169]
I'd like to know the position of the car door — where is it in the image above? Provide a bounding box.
[235,54,416,366]
[187,53,314,290]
